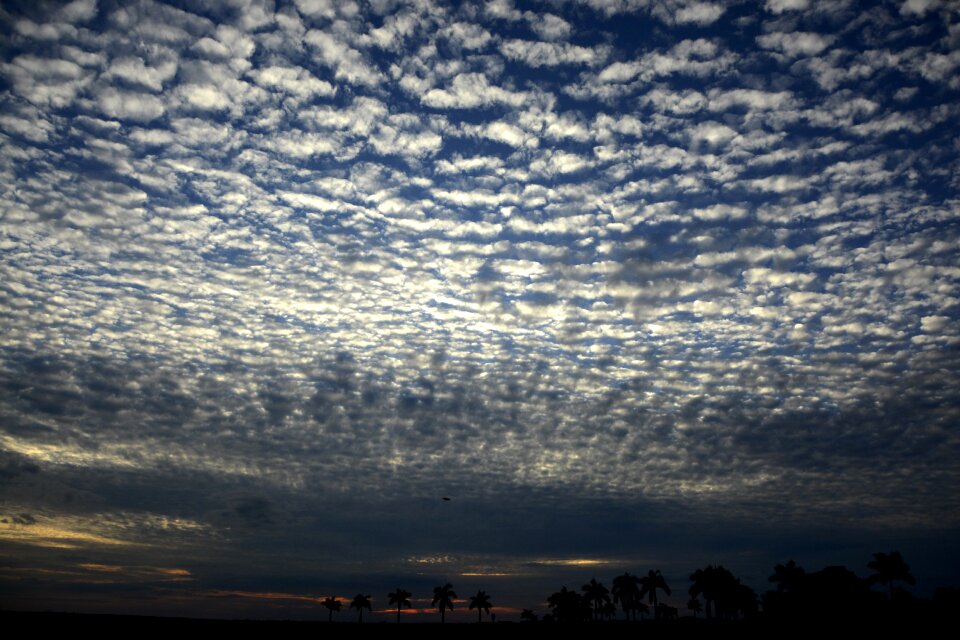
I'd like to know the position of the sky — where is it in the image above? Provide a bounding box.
[1,0,959,622]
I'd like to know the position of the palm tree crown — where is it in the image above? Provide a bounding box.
[689,565,724,619]
[639,569,672,618]
[321,596,341,623]
[867,551,915,598]
[611,572,641,621]
[582,578,610,621]
[349,593,372,623]
[689,564,748,619]
[432,583,457,623]
[388,587,412,623]
[468,589,492,623]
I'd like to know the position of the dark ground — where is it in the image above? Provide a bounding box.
[0,610,933,637]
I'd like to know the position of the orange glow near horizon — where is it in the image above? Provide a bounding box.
[202,590,326,603]
[79,563,125,573]
[374,607,436,615]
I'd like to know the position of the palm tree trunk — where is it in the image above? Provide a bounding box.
[397,606,401,623]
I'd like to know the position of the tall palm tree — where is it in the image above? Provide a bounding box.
[867,551,915,599]
[639,569,671,619]
[388,587,412,623]
[321,596,341,622]
[689,566,720,619]
[582,578,610,621]
[432,583,456,623]
[468,589,492,623]
[349,593,371,623]
[611,572,641,621]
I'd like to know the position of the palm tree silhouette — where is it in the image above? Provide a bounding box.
[690,564,747,619]
[611,572,641,621]
[689,565,721,619]
[687,597,702,618]
[520,608,538,622]
[468,589,492,623]
[321,596,341,622]
[547,586,591,623]
[600,600,617,621]
[432,583,456,623]
[582,578,610,621]
[769,560,806,593]
[639,569,671,619]
[388,587,412,623]
[867,551,915,599]
[349,593,371,623]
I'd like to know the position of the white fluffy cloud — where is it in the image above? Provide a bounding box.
[422,72,530,108]
[105,56,178,92]
[765,0,809,13]
[305,30,383,86]
[757,31,835,57]
[501,39,609,67]
[249,66,336,98]
[96,88,166,121]
[3,54,92,108]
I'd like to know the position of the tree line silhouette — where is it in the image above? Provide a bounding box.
[316,552,958,623]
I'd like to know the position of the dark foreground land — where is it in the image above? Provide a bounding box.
[0,611,939,637]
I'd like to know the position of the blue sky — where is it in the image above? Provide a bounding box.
[1,0,959,621]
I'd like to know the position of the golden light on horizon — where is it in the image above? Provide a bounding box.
[78,564,193,579]
[0,520,137,549]
[532,558,619,567]
[201,590,324,603]
[79,563,125,573]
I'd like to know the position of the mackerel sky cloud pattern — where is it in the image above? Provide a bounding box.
[1,0,958,617]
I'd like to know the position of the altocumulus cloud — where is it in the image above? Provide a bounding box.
[1,0,959,618]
